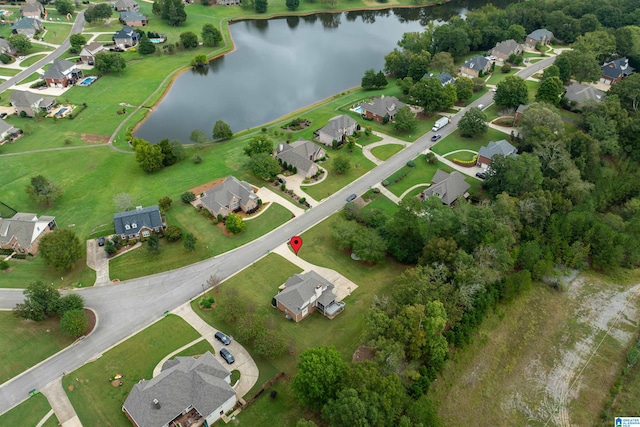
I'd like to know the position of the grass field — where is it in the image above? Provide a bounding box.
[109,202,292,280]
[445,150,476,161]
[431,127,510,156]
[17,71,41,85]
[485,68,517,85]
[41,22,73,45]
[0,312,74,383]
[385,158,454,197]
[0,67,21,76]
[1,253,95,289]
[361,193,399,216]
[63,315,201,427]
[0,393,57,427]
[370,143,404,161]
[174,339,215,358]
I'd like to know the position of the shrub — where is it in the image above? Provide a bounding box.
[299,197,306,204]
[406,160,415,167]
[0,53,10,64]
[0,259,9,271]
[165,225,183,242]
[193,154,203,164]
[181,191,196,203]
[425,152,437,164]
[501,63,512,73]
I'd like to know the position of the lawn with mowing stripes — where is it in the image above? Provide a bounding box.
[431,127,510,156]
[1,254,96,289]
[385,158,454,198]
[0,393,57,427]
[174,339,215,358]
[361,193,399,216]
[370,143,404,161]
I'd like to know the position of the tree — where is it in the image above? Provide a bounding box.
[255,0,267,13]
[494,75,528,109]
[292,346,346,408]
[254,329,287,358]
[60,309,88,338]
[518,102,564,142]
[374,71,387,88]
[84,3,112,23]
[322,388,368,427]
[69,34,86,54]
[8,34,32,54]
[13,281,60,321]
[180,31,199,49]
[286,0,299,10]
[394,106,417,133]
[573,30,616,63]
[191,54,207,68]
[213,120,233,140]
[484,153,544,196]
[429,51,456,74]
[361,68,376,90]
[57,293,84,315]
[113,193,136,212]
[158,0,187,26]
[458,107,487,137]
[190,129,209,145]
[181,191,196,203]
[410,77,456,114]
[201,23,222,47]
[454,76,474,101]
[535,76,563,105]
[333,154,351,174]
[39,229,83,272]
[541,65,559,81]
[134,138,164,172]
[244,135,274,157]
[94,52,126,74]
[147,233,161,254]
[138,34,156,55]
[225,213,246,234]
[351,227,387,264]
[165,225,183,241]
[248,152,280,179]
[506,24,526,41]
[25,175,63,206]
[158,196,172,211]
[609,73,640,113]
[554,55,572,84]
[561,50,601,83]
[384,49,411,79]
[183,232,197,251]
[407,51,431,81]
[55,0,74,15]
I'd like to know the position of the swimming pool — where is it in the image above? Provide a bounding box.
[353,106,362,114]
[79,76,97,86]
[55,107,67,117]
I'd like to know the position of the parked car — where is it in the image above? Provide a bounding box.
[431,133,442,142]
[346,194,357,202]
[215,331,231,345]
[277,177,286,185]
[478,104,485,110]
[0,113,7,119]
[97,237,105,246]
[220,347,235,364]
[476,171,487,179]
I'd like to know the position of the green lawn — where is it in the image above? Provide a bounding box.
[431,127,510,156]
[0,67,21,76]
[402,185,428,200]
[361,193,399,216]
[0,311,74,383]
[370,143,404,161]
[385,158,454,197]
[1,254,95,289]
[0,393,57,427]
[63,314,201,427]
[301,147,375,201]
[92,33,116,42]
[109,202,293,281]
[525,79,539,101]
[174,339,215,358]
[41,22,73,45]
[17,72,41,85]
[485,68,517,85]
[445,150,476,161]
[232,380,311,427]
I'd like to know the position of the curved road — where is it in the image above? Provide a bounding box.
[0,56,555,415]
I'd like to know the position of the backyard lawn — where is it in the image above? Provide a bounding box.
[0,393,58,427]
[385,158,455,198]
[431,127,511,156]
[63,315,201,427]
[0,312,74,383]
[109,202,293,281]
[370,143,404,161]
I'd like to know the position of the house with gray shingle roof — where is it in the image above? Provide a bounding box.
[113,205,165,240]
[0,39,17,57]
[420,170,470,206]
[600,57,635,85]
[119,10,148,27]
[0,118,20,140]
[122,352,236,427]
[80,42,106,65]
[0,213,56,255]
[12,17,43,38]
[197,176,258,218]
[490,39,523,61]
[459,56,491,78]
[477,139,518,168]
[525,29,553,48]
[426,71,454,86]
[43,59,83,88]
[115,0,139,12]
[359,95,406,123]
[563,82,604,109]
[274,271,344,322]
[275,139,325,179]
[315,114,357,146]
[10,90,57,117]
[20,0,44,19]
[114,26,141,48]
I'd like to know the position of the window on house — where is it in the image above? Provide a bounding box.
[142,231,150,237]
[124,224,130,230]
[131,223,137,228]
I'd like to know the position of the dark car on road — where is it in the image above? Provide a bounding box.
[220,347,235,364]
[215,331,231,345]
[97,237,105,246]
[431,134,442,142]
[476,171,487,179]
[346,194,357,202]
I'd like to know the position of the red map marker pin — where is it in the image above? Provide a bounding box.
[290,236,303,255]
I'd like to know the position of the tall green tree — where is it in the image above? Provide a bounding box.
[225,213,246,234]
[244,134,274,157]
[458,107,487,137]
[134,138,164,172]
[25,175,63,206]
[535,76,564,105]
[13,281,60,321]
[554,55,572,84]
[429,51,456,74]
[201,23,222,47]
[572,30,616,63]
[57,293,85,315]
[255,0,267,13]
[333,154,351,174]
[212,120,233,140]
[147,233,161,254]
[484,153,544,197]
[562,50,601,83]
[60,309,88,338]
[410,77,456,114]
[159,0,187,26]
[94,52,126,74]
[454,76,474,101]
[84,3,112,23]
[39,229,83,272]
[69,34,86,54]
[8,34,31,54]
[248,153,280,179]
[183,232,197,251]
[285,0,299,10]
[394,106,417,132]
[180,31,198,49]
[138,34,157,55]
[292,346,346,409]
[494,75,528,109]
[54,0,74,15]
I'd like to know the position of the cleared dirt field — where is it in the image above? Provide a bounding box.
[429,271,640,426]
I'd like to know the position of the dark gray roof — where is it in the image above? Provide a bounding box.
[422,170,470,205]
[359,95,405,118]
[274,271,335,315]
[478,140,518,159]
[122,352,235,427]
[10,90,56,109]
[527,29,553,41]
[492,39,521,56]
[120,10,147,22]
[601,57,635,80]
[564,82,604,104]
[434,72,454,85]
[113,206,163,235]
[515,104,530,114]
[43,59,76,80]
[275,139,324,176]
[0,39,16,53]
[114,26,139,39]
[318,114,356,140]
[199,176,257,214]
[13,17,41,31]
[115,0,138,9]
[0,118,18,135]
[462,56,490,71]
[0,213,55,249]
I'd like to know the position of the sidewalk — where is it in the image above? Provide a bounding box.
[41,378,82,427]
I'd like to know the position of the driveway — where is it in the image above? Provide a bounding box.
[86,239,110,286]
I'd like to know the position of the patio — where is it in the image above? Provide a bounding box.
[170,407,206,427]
[48,104,75,118]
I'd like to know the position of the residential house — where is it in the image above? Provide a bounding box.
[0,213,56,255]
[10,90,57,117]
[215,0,241,4]
[525,29,553,48]
[275,139,326,179]
[426,71,454,86]
[563,82,605,109]
[122,352,236,427]
[113,205,165,240]
[119,10,149,27]
[79,42,106,65]
[477,139,518,169]
[359,95,406,122]
[490,39,523,61]
[513,103,530,124]
[0,39,17,57]
[273,271,345,322]
[197,176,259,218]
[315,114,357,146]
[0,119,20,140]
[420,170,470,206]
[114,26,141,48]
[20,0,44,19]
[12,17,43,38]
[600,57,635,85]
[114,0,139,12]
[43,59,83,88]
[459,56,491,78]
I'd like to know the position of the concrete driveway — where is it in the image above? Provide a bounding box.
[86,239,110,286]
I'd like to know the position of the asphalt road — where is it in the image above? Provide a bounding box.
[0,55,556,415]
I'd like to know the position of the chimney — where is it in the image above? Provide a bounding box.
[314,285,322,299]
[152,399,161,409]
[136,206,143,211]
